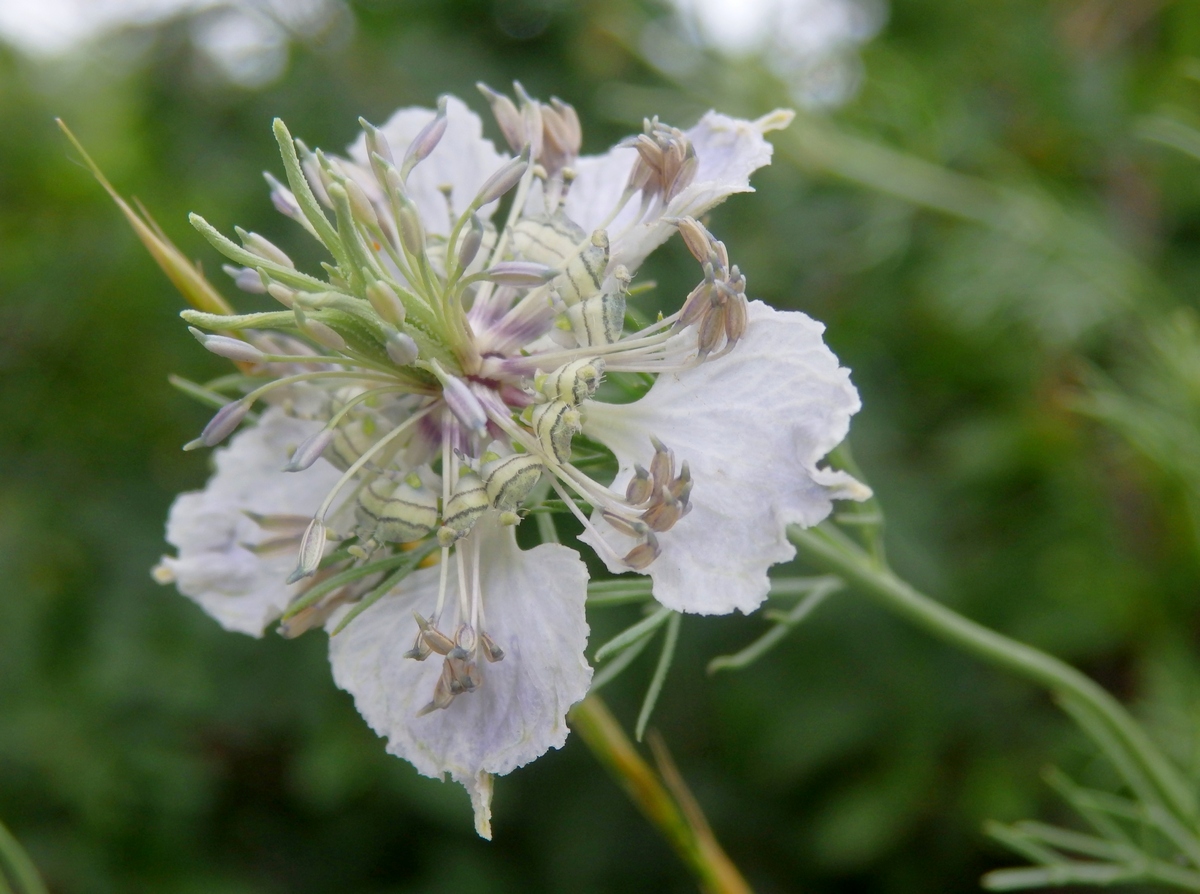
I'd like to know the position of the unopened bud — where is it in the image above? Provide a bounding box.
[188,399,250,450]
[481,261,558,286]
[366,280,407,325]
[385,330,419,366]
[287,518,327,583]
[343,177,380,230]
[301,319,347,352]
[223,264,267,294]
[457,215,484,270]
[189,327,266,363]
[478,82,524,152]
[396,198,426,259]
[401,96,449,179]
[283,428,335,472]
[267,282,296,308]
[475,153,529,207]
[264,172,303,221]
[432,361,489,434]
[236,228,294,269]
[359,117,395,167]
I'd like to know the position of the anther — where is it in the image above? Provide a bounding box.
[430,361,489,435]
[286,518,327,583]
[625,465,654,505]
[481,261,559,287]
[623,531,661,571]
[237,228,295,269]
[401,96,449,180]
[474,152,530,207]
[188,399,250,450]
[480,632,505,662]
[189,328,266,363]
[224,264,267,294]
[414,612,455,655]
[385,330,419,366]
[417,659,459,715]
[366,280,407,326]
[284,428,335,472]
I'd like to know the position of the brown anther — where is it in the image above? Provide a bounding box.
[624,118,698,203]
[649,437,675,492]
[404,631,433,661]
[480,632,505,663]
[676,216,713,264]
[601,509,649,540]
[668,461,693,505]
[677,281,715,330]
[641,489,683,533]
[625,464,655,505]
[478,83,525,152]
[414,612,455,655]
[696,301,728,360]
[448,655,482,693]
[721,290,748,351]
[623,531,661,571]
[417,659,459,715]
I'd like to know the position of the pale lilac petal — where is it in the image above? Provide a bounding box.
[157,408,342,636]
[565,109,793,273]
[347,96,508,235]
[581,300,868,615]
[327,516,591,836]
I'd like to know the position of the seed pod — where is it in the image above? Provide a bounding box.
[356,477,439,544]
[482,453,544,512]
[537,357,604,405]
[437,471,489,545]
[531,400,581,463]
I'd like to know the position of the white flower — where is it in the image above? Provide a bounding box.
[157,85,866,835]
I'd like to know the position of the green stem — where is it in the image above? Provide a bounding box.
[789,523,1197,827]
[569,696,754,894]
[0,819,47,894]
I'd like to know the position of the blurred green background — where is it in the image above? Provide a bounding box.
[8,0,1200,890]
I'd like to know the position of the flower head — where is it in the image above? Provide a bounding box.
[154,84,866,836]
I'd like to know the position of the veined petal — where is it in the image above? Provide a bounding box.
[327,516,591,837]
[581,300,868,615]
[565,109,793,273]
[158,408,342,636]
[347,95,507,235]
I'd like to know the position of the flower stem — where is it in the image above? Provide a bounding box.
[569,696,754,894]
[789,523,1197,828]
[0,818,47,894]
